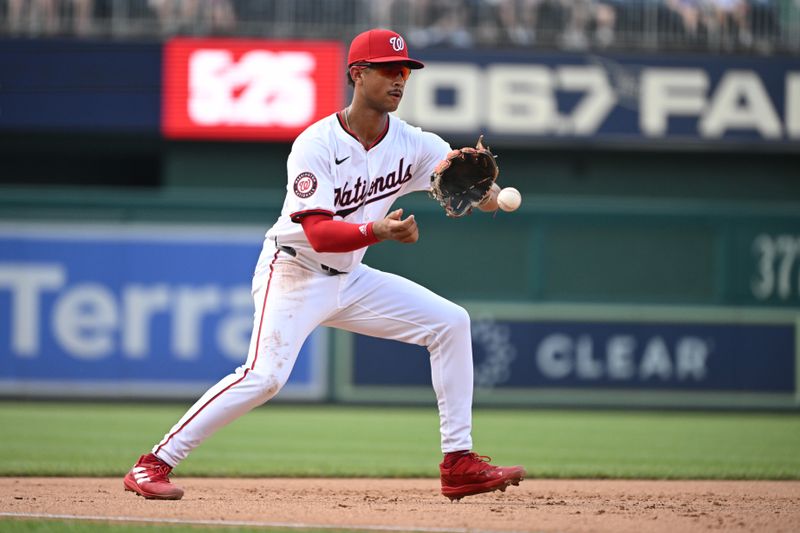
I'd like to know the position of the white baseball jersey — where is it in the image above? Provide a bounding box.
[266,111,451,272]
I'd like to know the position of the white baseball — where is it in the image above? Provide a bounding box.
[497,187,521,212]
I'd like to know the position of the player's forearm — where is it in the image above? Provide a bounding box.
[300,215,379,253]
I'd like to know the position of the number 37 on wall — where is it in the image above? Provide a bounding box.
[751,234,800,301]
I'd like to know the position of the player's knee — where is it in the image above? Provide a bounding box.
[440,302,471,332]
[454,303,471,328]
[425,303,471,350]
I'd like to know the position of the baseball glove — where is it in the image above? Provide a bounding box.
[430,136,499,217]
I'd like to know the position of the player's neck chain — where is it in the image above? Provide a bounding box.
[344,106,386,148]
[344,106,352,131]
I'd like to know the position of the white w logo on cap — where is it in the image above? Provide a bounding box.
[389,36,404,52]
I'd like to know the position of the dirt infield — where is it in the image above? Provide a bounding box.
[2,477,799,533]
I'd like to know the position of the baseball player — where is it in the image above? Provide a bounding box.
[124,28,526,502]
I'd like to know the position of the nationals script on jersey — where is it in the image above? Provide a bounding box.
[266,112,451,272]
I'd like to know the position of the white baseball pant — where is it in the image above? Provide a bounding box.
[153,239,474,467]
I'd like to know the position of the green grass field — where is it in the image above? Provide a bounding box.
[1,401,799,480]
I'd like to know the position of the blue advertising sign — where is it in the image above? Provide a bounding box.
[0,223,327,400]
[396,51,800,148]
[0,39,161,132]
[336,303,799,409]
[352,318,795,393]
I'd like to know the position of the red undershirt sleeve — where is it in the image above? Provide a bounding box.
[300,214,380,253]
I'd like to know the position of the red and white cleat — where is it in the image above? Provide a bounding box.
[439,452,526,501]
[123,453,184,500]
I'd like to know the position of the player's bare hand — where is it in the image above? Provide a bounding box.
[478,183,501,212]
[374,208,419,244]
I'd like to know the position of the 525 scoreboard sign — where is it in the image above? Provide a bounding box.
[162,38,344,141]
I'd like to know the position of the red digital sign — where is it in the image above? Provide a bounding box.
[163,38,344,141]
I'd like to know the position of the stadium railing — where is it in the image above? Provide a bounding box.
[0,0,797,54]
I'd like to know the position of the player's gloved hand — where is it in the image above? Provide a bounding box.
[430,135,500,218]
[373,208,419,243]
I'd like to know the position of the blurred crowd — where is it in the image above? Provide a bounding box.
[2,0,236,36]
[1,0,799,53]
[386,0,792,52]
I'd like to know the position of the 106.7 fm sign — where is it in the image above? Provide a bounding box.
[163,38,344,140]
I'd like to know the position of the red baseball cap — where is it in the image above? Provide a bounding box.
[347,29,424,69]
